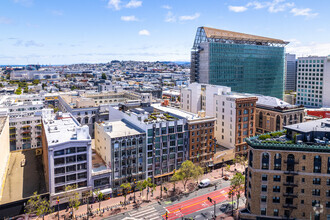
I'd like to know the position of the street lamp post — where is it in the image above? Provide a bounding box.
[221,158,224,177]
[133,179,136,203]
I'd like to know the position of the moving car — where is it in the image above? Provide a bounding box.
[198,179,211,188]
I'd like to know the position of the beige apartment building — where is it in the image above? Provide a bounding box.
[241,119,330,220]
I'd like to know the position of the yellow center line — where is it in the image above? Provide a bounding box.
[163,190,229,216]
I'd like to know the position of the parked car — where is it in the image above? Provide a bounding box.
[198,179,211,188]
[220,203,229,212]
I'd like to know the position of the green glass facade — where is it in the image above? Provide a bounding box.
[208,43,285,99]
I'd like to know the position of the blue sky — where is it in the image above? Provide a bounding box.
[0,0,329,65]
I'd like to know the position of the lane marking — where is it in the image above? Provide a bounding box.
[162,189,230,218]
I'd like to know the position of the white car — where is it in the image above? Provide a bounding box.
[198,179,211,188]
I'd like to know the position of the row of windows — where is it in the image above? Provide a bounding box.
[298,64,324,67]
[298,69,323,72]
[250,152,328,174]
[298,59,324,63]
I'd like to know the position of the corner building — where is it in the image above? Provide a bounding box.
[241,119,330,220]
[191,27,288,99]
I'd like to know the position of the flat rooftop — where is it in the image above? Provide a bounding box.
[43,112,90,146]
[101,120,144,138]
[151,103,215,121]
[285,118,330,133]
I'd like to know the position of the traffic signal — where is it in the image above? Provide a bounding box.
[207,197,213,203]
[56,196,59,205]
[164,187,167,192]
[165,211,168,220]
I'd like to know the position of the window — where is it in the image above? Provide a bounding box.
[262,153,269,170]
[312,189,320,196]
[260,208,266,215]
[261,196,267,202]
[262,174,268,181]
[314,156,322,173]
[273,175,281,182]
[54,157,65,165]
[273,197,280,203]
[274,153,281,170]
[261,185,267,192]
[273,209,279,217]
[273,186,280,192]
[313,178,321,185]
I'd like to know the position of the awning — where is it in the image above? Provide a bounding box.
[154,171,174,178]
[94,188,112,196]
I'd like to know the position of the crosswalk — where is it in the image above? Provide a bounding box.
[129,206,164,220]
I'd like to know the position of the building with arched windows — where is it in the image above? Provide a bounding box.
[241,118,330,220]
[255,95,305,134]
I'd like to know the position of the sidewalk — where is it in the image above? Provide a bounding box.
[45,165,244,219]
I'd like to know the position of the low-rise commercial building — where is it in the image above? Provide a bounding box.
[255,95,305,134]
[241,119,330,220]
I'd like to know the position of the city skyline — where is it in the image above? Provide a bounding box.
[1,0,329,65]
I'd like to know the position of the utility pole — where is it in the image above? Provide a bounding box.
[207,197,217,219]
[56,197,60,220]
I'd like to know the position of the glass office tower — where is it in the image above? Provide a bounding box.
[191,27,288,99]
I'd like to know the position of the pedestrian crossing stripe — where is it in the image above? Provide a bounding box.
[129,206,162,220]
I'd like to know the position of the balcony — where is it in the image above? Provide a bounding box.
[284,170,299,175]
[283,182,298,187]
[283,204,297,209]
[283,193,298,198]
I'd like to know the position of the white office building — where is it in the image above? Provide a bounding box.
[41,110,92,205]
[0,95,44,151]
[296,56,330,107]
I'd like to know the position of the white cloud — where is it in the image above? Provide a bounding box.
[268,0,294,13]
[138,29,150,36]
[52,10,63,16]
[107,0,121,10]
[12,0,33,7]
[162,5,172,10]
[121,15,138,21]
[165,11,176,22]
[0,16,13,25]
[290,8,318,18]
[179,13,200,21]
[246,1,269,9]
[228,6,248,13]
[125,0,142,8]
[286,40,330,57]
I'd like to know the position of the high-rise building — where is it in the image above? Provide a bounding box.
[241,119,330,220]
[191,27,288,99]
[285,53,297,91]
[296,56,330,107]
[181,83,257,155]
